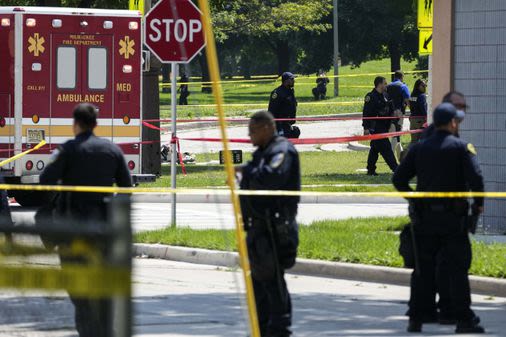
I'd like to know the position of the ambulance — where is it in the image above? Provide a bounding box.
[0,6,146,205]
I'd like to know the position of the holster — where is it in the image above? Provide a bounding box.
[246,216,298,281]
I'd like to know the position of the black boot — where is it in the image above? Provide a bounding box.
[366,171,378,176]
[455,319,485,334]
[407,320,422,333]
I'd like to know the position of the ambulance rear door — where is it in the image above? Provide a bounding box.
[51,33,113,144]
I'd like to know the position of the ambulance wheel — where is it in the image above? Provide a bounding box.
[10,190,55,207]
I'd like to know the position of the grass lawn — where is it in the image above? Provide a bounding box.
[135,216,506,279]
[140,151,397,192]
[159,58,424,119]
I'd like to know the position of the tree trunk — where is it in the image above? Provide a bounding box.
[388,42,401,81]
[275,40,291,75]
[198,52,212,93]
[240,51,251,80]
[161,64,170,94]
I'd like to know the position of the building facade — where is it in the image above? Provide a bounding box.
[433,0,506,234]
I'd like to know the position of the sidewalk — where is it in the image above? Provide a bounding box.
[2,258,503,337]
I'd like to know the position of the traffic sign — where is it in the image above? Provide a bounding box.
[129,0,144,15]
[418,0,434,29]
[419,29,433,55]
[144,0,206,63]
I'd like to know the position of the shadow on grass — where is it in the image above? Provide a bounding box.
[158,165,225,176]
[303,173,393,185]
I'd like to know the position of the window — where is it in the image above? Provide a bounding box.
[88,47,107,90]
[56,47,76,89]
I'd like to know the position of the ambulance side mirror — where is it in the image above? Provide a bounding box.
[142,50,150,72]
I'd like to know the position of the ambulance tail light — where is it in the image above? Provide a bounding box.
[123,65,132,73]
[25,161,33,171]
[129,21,138,30]
[0,118,5,128]
[103,21,113,29]
[128,161,135,170]
[26,18,36,27]
[1,18,10,27]
[52,19,62,28]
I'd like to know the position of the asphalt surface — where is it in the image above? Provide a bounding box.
[163,119,410,154]
[10,202,408,231]
[0,259,504,337]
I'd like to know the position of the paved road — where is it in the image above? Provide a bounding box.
[10,202,408,232]
[163,119,411,154]
[1,259,504,336]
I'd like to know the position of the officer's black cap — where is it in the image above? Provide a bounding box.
[433,103,465,126]
[281,72,296,82]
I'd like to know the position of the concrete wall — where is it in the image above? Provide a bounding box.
[432,0,454,105]
[453,0,506,233]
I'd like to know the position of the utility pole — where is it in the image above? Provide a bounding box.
[333,0,339,97]
[142,0,162,177]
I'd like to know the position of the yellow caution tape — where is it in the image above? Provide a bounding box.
[159,70,429,86]
[0,264,130,298]
[167,101,361,108]
[0,183,502,198]
[0,140,47,167]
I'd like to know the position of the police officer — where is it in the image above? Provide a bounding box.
[236,110,300,337]
[415,91,471,324]
[40,103,132,337]
[422,91,468,140]
[363,76,398,175]
[387,70,410,160]
[268,72,300,139]
[393,103,485,334]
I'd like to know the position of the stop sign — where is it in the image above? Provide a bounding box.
[144,0,206,63]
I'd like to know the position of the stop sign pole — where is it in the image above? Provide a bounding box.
[144,0,206,227]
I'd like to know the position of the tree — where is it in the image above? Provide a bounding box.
[339,0,417,76]
[210,0,332,74]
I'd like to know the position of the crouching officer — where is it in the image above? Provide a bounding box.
[40,103,132,337]
[268,72,301,139]
[393,103,485,334]
[235,110,300,337]
[363,76,398,175]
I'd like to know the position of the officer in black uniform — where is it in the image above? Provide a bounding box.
[363,76,398,175]
[236,110,300,337]
[40,103,132,337]
[393,103,485,334]
[268,72,300,139]
[419,91,472,324]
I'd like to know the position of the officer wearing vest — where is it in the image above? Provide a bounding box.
[393,103,485,334]
[268,72,301,139]
[236,110,300,337]
[362,76,398,175]
[387,70,410,159]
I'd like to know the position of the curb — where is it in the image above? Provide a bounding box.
[347,141,369,152]
[131,194,407,204]
[133,243,506,297]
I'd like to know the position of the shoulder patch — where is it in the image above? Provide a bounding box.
[48,147,62,164]
[365,95,371,103]
[269,153,285,169]
[467,143,477,155]
[271,92,278,99]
